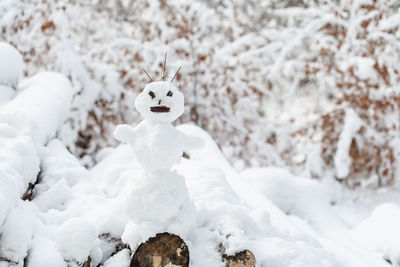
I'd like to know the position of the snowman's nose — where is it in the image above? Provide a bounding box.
[158,99,161,105]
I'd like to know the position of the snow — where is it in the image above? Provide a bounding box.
[0,42,23,89]
[121,170,197,249]
[334,109,362,179]
[0,85,15,107]
[0,71,72,249]
[0,113,398,266]
[355,57,376,81]
[0,70,72,266]
[0,60,398,267]
[0,72,72,145]
[28,236,65,267]
[102,249,130,267]
[379,14,400,30]
[56,218,99,263]
[352,203,400,266]
[175,125,393,267]
[0,42,22,107]
[0,204,34,263]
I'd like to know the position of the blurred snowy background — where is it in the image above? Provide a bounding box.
[1,0,400,266]
[1,0,400,187]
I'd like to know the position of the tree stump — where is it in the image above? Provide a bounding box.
[222,250,256,267]
[131,233,189,267]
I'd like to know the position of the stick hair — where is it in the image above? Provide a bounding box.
[162,53,167,81]
[170,66,181,83]
[142,68,153,82]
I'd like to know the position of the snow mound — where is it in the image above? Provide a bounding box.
[0,203,34,263]
[352,203,400,266]
[103,249,130,267]
[0,72,73,144]
[56,218,99,263]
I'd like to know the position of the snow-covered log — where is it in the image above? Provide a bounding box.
[0,72,72,145]
[0,72,72,266]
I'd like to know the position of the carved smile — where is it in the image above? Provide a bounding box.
[150,106,170,113]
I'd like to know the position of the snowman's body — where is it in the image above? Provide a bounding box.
[125,120,185,172]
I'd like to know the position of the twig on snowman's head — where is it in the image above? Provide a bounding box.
[162,52,167,81]
[170,66,181,83]
[142,68,153,82]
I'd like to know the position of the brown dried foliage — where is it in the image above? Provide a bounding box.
[314,1,400,186]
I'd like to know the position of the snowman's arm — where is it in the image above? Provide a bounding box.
[182,133,204,151]
[113,124,136,144]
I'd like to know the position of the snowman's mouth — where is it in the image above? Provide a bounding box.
[150,106,170,113]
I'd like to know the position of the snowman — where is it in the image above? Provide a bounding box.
[113,63,202,251]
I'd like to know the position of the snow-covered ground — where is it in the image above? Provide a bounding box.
[0,72,399,266]
[0,40,399,267]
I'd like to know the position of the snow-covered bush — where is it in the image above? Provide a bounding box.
[308,0,400,186]
[0,0,399,186]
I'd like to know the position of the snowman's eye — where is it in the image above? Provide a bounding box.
[148,91,155,99]
[167,91,173,97]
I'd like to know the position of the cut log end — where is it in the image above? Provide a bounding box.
[222,250,256,267]
[131,232,189,267]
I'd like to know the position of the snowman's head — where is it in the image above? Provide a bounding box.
[135,81,184,123]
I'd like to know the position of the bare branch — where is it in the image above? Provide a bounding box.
[170,66,181,83]
[142,68,153,82]
[162,53,167,81]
